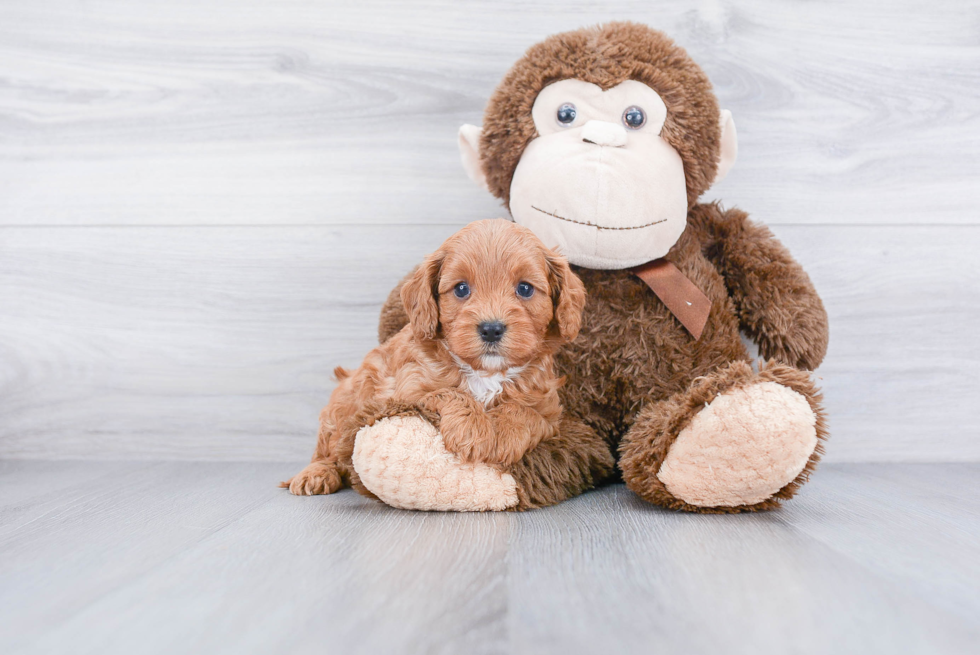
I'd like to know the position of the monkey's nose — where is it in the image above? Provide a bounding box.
[582,120,628,147]
[477,321,507,344]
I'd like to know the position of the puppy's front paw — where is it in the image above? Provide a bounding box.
[418,388,472,420]
[442,427,527,468]
[282,461,343,496]
[441,428,479,464]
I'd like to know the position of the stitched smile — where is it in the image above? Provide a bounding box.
[530,206,668,230]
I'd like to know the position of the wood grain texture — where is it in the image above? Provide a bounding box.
[776,463,980,625]
[1,224,977,462]
[0,462,977,654]
[0,0,977,226]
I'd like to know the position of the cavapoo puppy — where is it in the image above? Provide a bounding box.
[283,219,586,496]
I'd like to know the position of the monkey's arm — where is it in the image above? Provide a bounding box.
[378,268,415,344]
[694,203,829,370]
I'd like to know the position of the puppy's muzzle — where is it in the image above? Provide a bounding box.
[477,321,507,344]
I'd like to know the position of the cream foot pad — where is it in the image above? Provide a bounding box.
[352,415,519,512]
[657,381,817,507]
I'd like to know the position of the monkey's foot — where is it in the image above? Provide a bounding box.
[620,361,827,512]
[352,415,519,512]
[657,381,817,507]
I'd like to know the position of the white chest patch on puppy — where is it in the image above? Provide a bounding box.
[450,352,525,405]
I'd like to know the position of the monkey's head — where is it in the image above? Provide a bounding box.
[459,22,737,270]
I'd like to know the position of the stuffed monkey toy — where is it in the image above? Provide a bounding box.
[357,22,829,513]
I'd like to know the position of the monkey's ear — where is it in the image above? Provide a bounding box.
[713,109,738,185]
[400,250,444,341]
[546,251,587,342]
[458,124,489,191]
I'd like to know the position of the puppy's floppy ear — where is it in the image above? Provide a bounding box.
[400,249,445,341]
[545,250,586,342]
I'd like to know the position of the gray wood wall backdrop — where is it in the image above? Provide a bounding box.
[1,0,978,462]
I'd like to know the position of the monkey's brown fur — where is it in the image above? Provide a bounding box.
[380,23,829,512]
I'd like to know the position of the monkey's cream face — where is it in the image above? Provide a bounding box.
[509,79,689,269]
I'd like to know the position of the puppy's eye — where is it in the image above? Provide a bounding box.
[453,282,470,299]
[556,103,577,126]
[516,281,534,298]
[623,106,646,129]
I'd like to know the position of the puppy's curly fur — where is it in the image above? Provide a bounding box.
[283,219,586,496]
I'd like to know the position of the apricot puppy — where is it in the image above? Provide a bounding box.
[283,219,586,496]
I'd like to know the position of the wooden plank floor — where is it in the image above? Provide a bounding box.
[1,462,977,655]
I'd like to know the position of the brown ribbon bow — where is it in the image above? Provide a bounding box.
[633,259,711,340]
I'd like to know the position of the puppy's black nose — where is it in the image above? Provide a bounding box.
[477,321,507,344]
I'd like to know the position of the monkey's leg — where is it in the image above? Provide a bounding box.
[618,360,827,513]
[508,415,616,510]
[351,412,614,511]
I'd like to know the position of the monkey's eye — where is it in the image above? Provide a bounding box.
[556,103,577,126]
[453,282,470,299]
[623,106,646,129]
[516,281,534,298]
